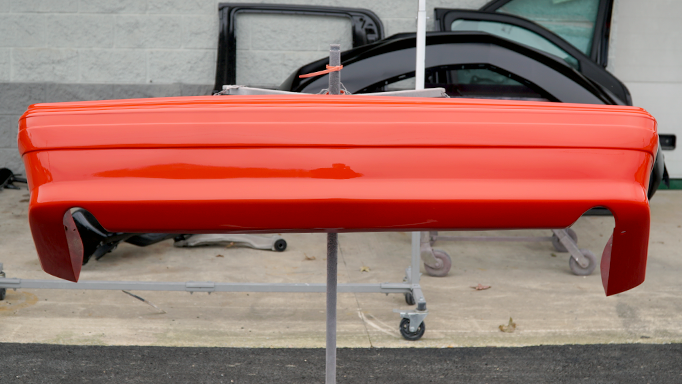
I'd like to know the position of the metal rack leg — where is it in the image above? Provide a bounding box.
[396,232,428,340]
[326,232,338,384]
[411,232,421,288]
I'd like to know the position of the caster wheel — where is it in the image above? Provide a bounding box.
[0,288,5,301]
[399,318,425,340]
[569,249,597,276]
[424,249,452,277]
[274,239,287,252]
[552,228,578,252]
[404,292,415,305]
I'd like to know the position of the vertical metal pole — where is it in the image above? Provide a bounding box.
[326,45,341,384]
[329,44,341,95]
[326,232,338,384]
[415,0,426,90]
[411,232,420,286]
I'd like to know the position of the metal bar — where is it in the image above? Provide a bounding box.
[218,86,448,98]
[420,231,438,267]
[0,278,413,294]
[174,233,285,252]
[415,0,426,90]
[411,232,421,286]
[328,44,341,96]
[357,88,446,98]
[219,85,311,96]
[325,42,341,384]
[435,235,554,242]
[326,232,338,384]
[552,229,588,267]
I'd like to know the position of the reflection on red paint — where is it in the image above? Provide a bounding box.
[95,163,362,180]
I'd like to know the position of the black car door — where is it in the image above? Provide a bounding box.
[434,8,628,105]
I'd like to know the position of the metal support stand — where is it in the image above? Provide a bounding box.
[325,46,341,384]
[0,234,430,379]
[328,44,341,96]
[326,233,337,384]
[395,232,428,340]
[424,228,598,277]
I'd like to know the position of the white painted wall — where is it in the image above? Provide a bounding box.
[609,0,682,177]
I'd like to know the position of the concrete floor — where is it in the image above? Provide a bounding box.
[0,187,680,348]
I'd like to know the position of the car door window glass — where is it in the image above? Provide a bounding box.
[450,19,579,69]
[496,0,599,55]
[381,65,553,101]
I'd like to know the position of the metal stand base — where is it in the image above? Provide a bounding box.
[174,234,287,252]
[424,228,597,276]
[0,231,431,383]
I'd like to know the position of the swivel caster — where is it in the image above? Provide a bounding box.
[424,249,452,277]
[569,249,597,276]
[399,318,425,340]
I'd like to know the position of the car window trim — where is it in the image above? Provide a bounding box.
[435,9,591,70]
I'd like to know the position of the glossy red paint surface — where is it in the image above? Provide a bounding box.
[18,95,657,296]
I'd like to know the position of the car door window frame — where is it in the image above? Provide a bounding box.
[478,0,613,67]
[435,9,591,69]
[434,9,628,105]
[214,3,385,93]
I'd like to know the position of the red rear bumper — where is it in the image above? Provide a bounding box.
[19,95,657,295]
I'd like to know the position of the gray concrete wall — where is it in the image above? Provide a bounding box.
[0,0,488,173]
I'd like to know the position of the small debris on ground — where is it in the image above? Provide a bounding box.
[470,284,491,290]
[551,253,557,257]
[360,266,370,272]
[304,253,316,261]
[225,242,235,248]
[122,290,166,314]
[215,254,224,258]
[499,317,516,333]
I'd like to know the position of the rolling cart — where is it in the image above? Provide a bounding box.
[417,229,598,278]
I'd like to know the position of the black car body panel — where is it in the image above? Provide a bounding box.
[214,3,384,93]
[282,31,616,105]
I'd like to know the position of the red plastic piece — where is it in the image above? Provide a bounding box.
[18,95,657,296]
[299,64,343,78]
